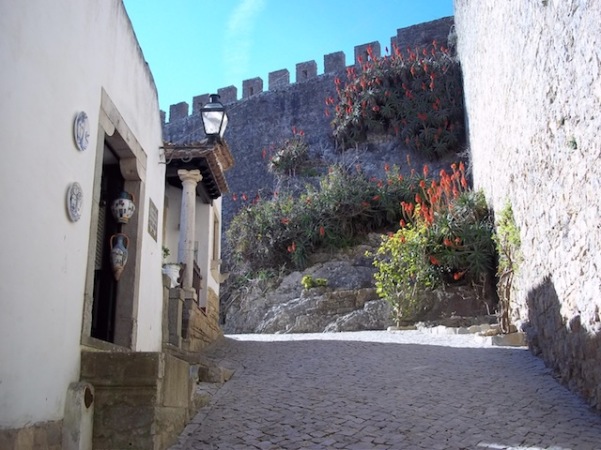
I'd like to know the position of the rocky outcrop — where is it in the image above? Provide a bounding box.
[222,235,495,334]
[222,235,391,334]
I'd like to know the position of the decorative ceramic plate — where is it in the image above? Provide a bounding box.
[67,182,83,222]
[73,111,90,151]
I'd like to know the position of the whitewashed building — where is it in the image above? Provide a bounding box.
[0,1,231,448]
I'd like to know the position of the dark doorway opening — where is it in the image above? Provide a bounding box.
[91,148,124,342]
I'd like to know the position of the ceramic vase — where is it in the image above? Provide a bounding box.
[110,233,129,281]
[111,191,136,224]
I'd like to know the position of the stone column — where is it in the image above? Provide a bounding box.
[177,169,202,291]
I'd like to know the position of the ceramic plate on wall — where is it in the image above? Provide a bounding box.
[67,182,83,222]
[73,111,90,151]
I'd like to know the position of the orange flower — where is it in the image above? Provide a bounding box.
[280,217,290,225]
[384,163,390,172]
[419,180,426,189]
[443,238,454,247]
[319,226,325,238]
[399,219,406,228]
[429,256,440,266]
[372,195,381,201]
[453,270,466,281]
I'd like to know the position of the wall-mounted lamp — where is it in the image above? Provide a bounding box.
[161,93,229,164]
[200,94,228,142]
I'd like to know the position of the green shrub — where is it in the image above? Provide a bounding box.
[371,163,495,323]
[266,128,310,177]
[227,163,426,273]
[493,202,521,333]
[372,213,439,326]
[301,275,328,289]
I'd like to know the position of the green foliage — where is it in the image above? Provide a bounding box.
[266,128,310,176]
[371,167,495,325]
[426,190,496,283]
[493,202,521,333]
[301,275,328,289]
[372,213,439,326]
[494,202,521,275]
[327,43,464,159]
[227,163,426,273]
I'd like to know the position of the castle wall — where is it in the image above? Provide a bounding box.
[455,0,601,409]
[163,17,456,234]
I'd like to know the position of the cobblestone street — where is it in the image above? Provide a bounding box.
[170,331,601,450]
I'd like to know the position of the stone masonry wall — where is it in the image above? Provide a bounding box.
[163,17,455,236]
[455,0,601,409]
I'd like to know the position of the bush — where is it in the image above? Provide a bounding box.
[265,128,310,177]
[372,213,439,326]
[327,42,464,159]
[227,163,427,273]
[371,163,495,323]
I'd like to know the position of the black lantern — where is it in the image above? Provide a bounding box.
[200,94,228,142]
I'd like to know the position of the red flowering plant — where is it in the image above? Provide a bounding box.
[327,42,464,159]
[372,162,495,322]
[227,162,428,273]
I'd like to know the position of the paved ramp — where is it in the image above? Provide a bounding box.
[171,331,601,450]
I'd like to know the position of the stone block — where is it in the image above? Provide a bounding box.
[296,60,317,82]
[242,77,263,99]
[168,296,184,347]
[169,101,188,122]
[491,332,527,347]
[218,85,237,104]
[269,69,290,90]
[192,93,210,115]
[81,352,161,387]
[324,51,345,73]
[161,354,190,408]
[354,41,380,66]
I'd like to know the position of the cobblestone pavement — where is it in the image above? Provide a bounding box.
[171,331,601,450]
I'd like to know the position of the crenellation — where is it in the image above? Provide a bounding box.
[393,16,454,51]
[243,77,263,99]
[296,60,317,82]
[165,18,454,123]
[169,101,189,122]
[192,94,210,115]
[324,51,346,73]
[354,41,380,66]
[218,85,238,104]
[268,69,290,90]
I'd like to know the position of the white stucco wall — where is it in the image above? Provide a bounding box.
[0,0,164,428]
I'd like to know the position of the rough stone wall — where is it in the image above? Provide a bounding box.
[0,421,62,450]
[455,0,601,409]
[163,17,456,237]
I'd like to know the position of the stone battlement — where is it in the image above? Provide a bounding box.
[165,16,454,123]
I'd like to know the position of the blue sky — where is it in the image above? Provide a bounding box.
[123,0,454,113]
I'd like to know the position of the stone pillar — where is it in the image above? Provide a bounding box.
[177,169,202,291]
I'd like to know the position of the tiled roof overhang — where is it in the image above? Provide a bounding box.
[163,140,234,202]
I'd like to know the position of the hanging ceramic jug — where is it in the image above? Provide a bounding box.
[110,191,136,224]
[110,233,129,281]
